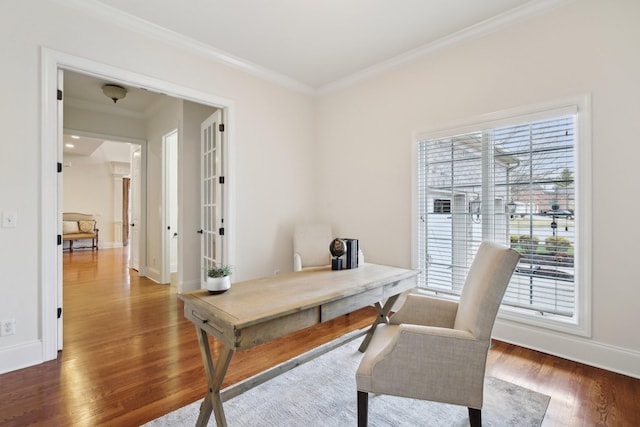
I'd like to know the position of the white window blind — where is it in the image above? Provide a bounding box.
[416,114,577,317]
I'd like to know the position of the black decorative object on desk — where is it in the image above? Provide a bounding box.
[329,238,345,270]
[341,238,359,269]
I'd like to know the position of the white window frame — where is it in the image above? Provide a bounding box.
[412,95,592,337]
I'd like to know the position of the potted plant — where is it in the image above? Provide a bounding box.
[206,264,233,294]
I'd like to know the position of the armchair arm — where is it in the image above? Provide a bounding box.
[390,294,458,328]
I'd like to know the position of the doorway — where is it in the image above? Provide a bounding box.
[62,135,142,255]
[122,177,130,246]
[42,48,235,361]
[129,144,142,271]
[163,129,179,285]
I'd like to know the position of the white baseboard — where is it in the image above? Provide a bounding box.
[493,319,640,379]
[101,241,123,249]
[145,267,161,284]
[3,318,637,379]
[180,279,202,293]
[0,340,44,375]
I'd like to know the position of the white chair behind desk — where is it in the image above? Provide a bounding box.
[293,223,333,272]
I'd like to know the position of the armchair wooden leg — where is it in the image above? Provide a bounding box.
[358,391,368,427]
[468,407,481,427]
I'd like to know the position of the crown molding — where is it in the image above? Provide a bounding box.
[317,0,575,95]
[53,0,573,97]
[51,0,316,95]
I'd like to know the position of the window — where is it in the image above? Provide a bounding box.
[415,98,591,335]
[433,199,451,214]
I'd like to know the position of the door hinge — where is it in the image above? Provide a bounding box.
[57,307,62,319]
[219,123,225,132]
[219,176,225,184]
[57,234,62,245]
[57,89,63,101]
[57,162,62,173]
[219,227,225,236]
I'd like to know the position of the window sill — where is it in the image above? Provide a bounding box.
[497,305,591,338]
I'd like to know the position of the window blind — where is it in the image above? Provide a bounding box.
[417,114,576,317]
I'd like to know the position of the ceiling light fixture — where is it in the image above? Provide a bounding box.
[102,84,127,103]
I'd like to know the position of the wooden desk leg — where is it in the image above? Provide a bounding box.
[358,294,400,353]
[195,325,234,427]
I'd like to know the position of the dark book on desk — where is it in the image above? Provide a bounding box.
[341,238,359,269]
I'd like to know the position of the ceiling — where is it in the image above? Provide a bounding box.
[64,71,166,117]
[63,71,165,156]
[63,133,104,156]
[70,0,560,91]
[62,0,563,155]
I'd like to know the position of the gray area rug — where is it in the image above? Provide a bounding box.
[144,338,549,426]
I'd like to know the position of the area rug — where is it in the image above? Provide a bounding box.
[144,338,549,427]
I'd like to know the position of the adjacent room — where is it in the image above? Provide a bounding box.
[1,0,638,426]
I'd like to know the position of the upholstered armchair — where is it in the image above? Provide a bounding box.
[356,241,520,427]
[293,223,333,271]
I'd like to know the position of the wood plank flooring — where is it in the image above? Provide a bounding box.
[0,247,638,426]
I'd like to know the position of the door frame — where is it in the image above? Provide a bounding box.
[128,142,144,271]
[41,48,236,361]
[161,128,179,285]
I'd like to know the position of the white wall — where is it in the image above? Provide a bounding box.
[63,144,128,248]
[145,97,181,282]
[316,0,640,377]
[0,0,316,374]
[64,105,146,141]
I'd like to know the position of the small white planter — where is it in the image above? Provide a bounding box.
[206,276,231,294]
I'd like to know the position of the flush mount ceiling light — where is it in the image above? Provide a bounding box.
[102,84,127,103]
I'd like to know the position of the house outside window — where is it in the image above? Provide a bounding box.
[414,97,591,335]
[433,199,451,214]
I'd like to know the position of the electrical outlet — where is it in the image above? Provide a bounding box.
[1,319,16,336]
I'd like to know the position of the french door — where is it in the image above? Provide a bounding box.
[200,110,225,285]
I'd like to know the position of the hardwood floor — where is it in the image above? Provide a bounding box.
[0,247,638,426]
